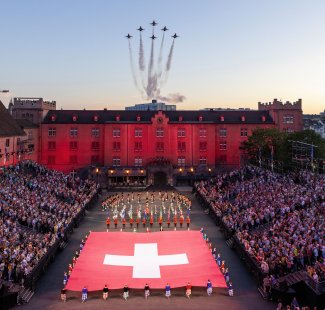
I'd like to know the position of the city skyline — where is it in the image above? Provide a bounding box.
[1,0,325,114]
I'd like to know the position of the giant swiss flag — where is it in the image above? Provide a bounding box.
[66,231,227,291]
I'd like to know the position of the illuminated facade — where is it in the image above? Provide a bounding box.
[39,99,303,185]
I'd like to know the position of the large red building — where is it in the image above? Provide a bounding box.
[39,99,302,186]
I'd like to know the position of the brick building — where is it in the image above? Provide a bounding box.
[39,99,303,186]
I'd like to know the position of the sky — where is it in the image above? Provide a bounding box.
[0,0,324,114]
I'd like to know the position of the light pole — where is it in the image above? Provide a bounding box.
[95,168,99,185]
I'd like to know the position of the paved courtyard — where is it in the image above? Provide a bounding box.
[20,188,275,310]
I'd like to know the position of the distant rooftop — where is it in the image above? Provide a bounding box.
[125,99,176,111]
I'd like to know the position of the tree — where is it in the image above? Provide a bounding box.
[240,128,287,162]
[241,128,325,170]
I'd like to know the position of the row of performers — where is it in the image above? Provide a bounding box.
[105,215,191,230]
[101,192,192,209]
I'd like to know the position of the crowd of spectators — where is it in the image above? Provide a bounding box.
[195,166,324,283]
[0,161,97,284]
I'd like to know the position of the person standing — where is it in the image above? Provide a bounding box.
[165,283,171,299]
[123,284,129,301]
[228,281,234,296]
[114,217,118,229]
[61,288,67,302]
[106,217,110,232]
[81,286,88,303]
[179,215,184,228]
[103,284,109,300]
[150,215,154,228]
[186,216,190,229]
[144,283,150,299]
[63,272,68,286]
[207,280,213,296]
[129,218,133,229]
[185,282,192,299]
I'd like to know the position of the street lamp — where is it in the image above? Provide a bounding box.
[95,168,99,184]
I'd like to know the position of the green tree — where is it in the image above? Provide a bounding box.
[241,128,325,169]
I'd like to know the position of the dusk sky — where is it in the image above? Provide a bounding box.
[0,0,324,113]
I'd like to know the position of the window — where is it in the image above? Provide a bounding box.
[156,142,164,152]
[112,141,120,151]
[70,155,77,164]
[177,141,186,152]
[91,141,100,150]
[70,141,78,150]
[199,128,207,138]
[70,127,78,138]
[219,128,227,137]
[134,141,142,152]
[27,131,33,140]
[91,128,100,137]
[112,156,120,166]
[5,139,10,147]
[240,128,248,137]
[199,156,207,166]
[47,156,55,164]
[220,141,227,150]
[134,157,143,167]
[48,128,56,137]
[177,156,186,167]
[48,141,56,150]
[135,128,143,138]
[156,127,164,137]
[177,128,186,137]
[283,115,294,124]
[113,128,120,137]
[91,155,100,164]
[284,128,294,133]
[199,142,207,151]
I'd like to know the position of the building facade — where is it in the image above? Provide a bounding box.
[39,99,303,185]
[0,101,29,167]
[10,97,56,125]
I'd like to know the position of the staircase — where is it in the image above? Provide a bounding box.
[283,271,306,286]
[226,237,234,248]
[18,287,34,304]
[257,286,269,299]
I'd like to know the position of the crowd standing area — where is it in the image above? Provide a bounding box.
[0,161,98,287]
[195,166,325,308]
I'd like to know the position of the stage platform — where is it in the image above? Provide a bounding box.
[65,231,227,292]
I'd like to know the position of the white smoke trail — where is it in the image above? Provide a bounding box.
[166,38,175,72]
[139,32,145,71]
[161,38,175,86]
[128,40,143,94]
[146,38,155,98]
[157,32,165,79]
[138,32,146,90]
[157,92,186,103]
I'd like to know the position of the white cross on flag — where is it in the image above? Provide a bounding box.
[65,231,227,291]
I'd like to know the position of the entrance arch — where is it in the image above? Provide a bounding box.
[153,171,167,186]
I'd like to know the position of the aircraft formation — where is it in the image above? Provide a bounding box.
[125,20,183,103]
[125,20,179,40]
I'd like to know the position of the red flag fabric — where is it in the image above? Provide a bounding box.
[65,231,227,291]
